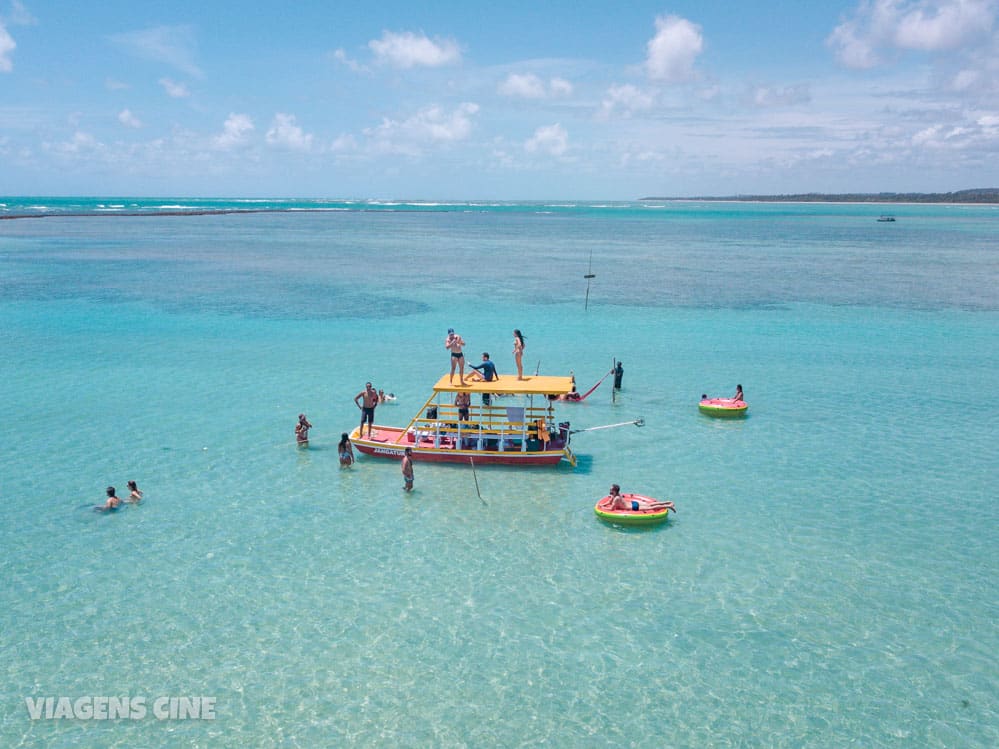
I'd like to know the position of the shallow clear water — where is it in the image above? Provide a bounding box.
[1,202,997,747]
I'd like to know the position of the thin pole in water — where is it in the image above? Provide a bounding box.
[584,250,596,310]
[469,457,486,506]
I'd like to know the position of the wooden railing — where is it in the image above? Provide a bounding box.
[407,404,559,451]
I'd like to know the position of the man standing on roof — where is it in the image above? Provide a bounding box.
[445,328,466,386]
[468,352,500,383]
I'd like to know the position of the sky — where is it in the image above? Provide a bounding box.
[1,0,998,199]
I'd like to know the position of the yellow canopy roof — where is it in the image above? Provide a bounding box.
[431,373,575,396]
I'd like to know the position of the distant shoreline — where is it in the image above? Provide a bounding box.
[639,188,999,204]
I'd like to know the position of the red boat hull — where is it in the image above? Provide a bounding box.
[350,425,568,466]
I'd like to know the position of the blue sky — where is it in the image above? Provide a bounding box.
[1,0,997,199]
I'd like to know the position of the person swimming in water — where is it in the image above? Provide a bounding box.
[126,480,143,503]
[96,486,122,512]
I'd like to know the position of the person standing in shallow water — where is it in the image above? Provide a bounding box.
[513,329,525,380]
[401,447,414,492]
[338,433,354,466]
[295,413,313,446]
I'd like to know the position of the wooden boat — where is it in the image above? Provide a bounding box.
[594,494,671,526]
[698,397,748,417]
[350,373,578,467]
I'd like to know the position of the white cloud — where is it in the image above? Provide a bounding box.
[0,23,15,72]
[105,78,130,91]
[978,113,999,133]
[498,73,574,99]
[600,84,655,118]
[364,102,479,154]
[159,77,190,98]
[749,84,811,107]
[896,0,996,50]
[828,0,998,69]
[368,30,461,69]
[525,123,569,156]
[265,113,314,151]
[330,133,358,153]
[499,73,546,98]
[118,109,142,128]
[213,113,254,150]
[333,48,368,73]
[44,131,103,157]
[550,77,573,96]
[110,26,203,78]
[909,111,999,148]
[645,14,704,82]
[7,1,37,26]
[826,18,881,69]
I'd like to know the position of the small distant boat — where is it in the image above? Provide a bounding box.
[698,397,748,417]
[877,215,896,222]
[594,494,671,526]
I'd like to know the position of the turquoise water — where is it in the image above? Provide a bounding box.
[1,202,997,747]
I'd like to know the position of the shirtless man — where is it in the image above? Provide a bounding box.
[607,484,676,513]
[455,391,471,421]
[401,447,414,492]
[445,328,466,386]
[354,382,379,439]
[96,486,122,512]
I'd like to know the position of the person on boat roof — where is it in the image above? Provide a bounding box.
[446,328,466,386]
[607,484,676,513]
[468,352,500,382]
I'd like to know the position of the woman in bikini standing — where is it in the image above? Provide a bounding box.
[338,433,354,466]
[513,329,525,380]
